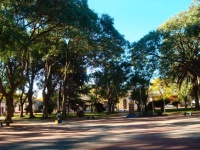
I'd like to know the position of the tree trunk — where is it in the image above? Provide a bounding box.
[111,103,115,114]
[62,81,67,119]
[19,94,26,118]
[27,92,35,118]
[27,70,36,118]
[137,103,140,112]
[184,96,187,109]
[191,77,199,109]
[19,104,24,118]
[161,106,164,112]
[106,80,112,114]
[42,92,51,119]
[144,97,147,113]
[107,99,112,114]
[42,60,54,119]
[5,95,14,122]
[193,83,199,109]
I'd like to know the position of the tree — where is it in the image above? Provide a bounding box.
[150,78,174,112]
[0,0,130,120]
[92,60,130,114]
[129,74,149,112]
[0,0,99,120]
[0,53,26,121]
[130,31,162,112]
[130,31,161,79]
[89,14,128,114]
[0,1,29,121]
[158,1,200,109]
[177,80,192,108]
[16,85,28,118]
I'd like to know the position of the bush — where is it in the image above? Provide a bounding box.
[172,101,180,108]
[156,111,163,116]
[92,103,105,113]
[76,110,85,117]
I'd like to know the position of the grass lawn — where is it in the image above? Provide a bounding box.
[165,107,200,115]
[11,108,200,120]
[13,111,118,120]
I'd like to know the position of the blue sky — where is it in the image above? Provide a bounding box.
[88,0,193,43]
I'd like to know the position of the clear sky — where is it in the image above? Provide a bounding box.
[88,0,193,43]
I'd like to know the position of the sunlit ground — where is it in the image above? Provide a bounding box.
[0,114,200,150]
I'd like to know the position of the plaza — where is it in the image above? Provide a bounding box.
[0,113,200,150]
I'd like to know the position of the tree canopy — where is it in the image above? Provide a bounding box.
[1,0,200,122]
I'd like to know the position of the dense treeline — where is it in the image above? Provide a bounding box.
[1,0,200,121]
[130,0,200,111]
[0,0,129,121]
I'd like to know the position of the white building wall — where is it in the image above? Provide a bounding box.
[0,100,43,115]
[0,100,6,115]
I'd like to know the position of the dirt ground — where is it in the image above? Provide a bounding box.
[0,113,200,150]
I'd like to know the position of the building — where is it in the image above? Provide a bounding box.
[0,100,6,115]
[0,100,43,116]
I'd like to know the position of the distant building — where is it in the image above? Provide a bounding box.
[0,100,5,115]
[0,100,43,116]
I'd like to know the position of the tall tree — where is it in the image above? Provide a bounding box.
[0,0,99,121]
[92,60,130,114]
[130,31,162,112]
[90,14,128,114]
[158,1,200,109]
[0,4,27,120]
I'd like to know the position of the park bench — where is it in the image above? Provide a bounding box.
[0,120,13,127]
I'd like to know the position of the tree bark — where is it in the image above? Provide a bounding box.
[111,103,115,114]
[191,77,199,109]
[27,90,35,118]
[27,66,37,118]
[62,81,67,119]
[5,94,14,122]
[184,96,187,109]
[19,104,24,118]
[193,83,199,109]
[62,46,71,117]
[42,91,52,119]
[42,61,52,119]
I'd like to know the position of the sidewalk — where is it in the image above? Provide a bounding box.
[1,114,200,149]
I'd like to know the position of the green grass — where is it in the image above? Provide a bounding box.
[165,107,200,115]
[85,111,118,116]
[12,111,118,121]
[145,107,200,116]
[13,113,44,120]
[12,108,199,120]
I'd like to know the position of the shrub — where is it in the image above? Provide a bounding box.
[156,111,163,116]
[92,103,105,113]
[76,110,85,117]
[172,101,180,108]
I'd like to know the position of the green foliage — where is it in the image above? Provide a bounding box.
[153,99,170,108]
[157,1,200,108]
[156,110,163,116]
[92,103,105,113]
[91,60,130,114]
[70,99,86,112]
[172,101,180,107]
[130,30,162,80]
[76,110,85,117]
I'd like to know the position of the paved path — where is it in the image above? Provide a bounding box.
[0,114,200,150]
